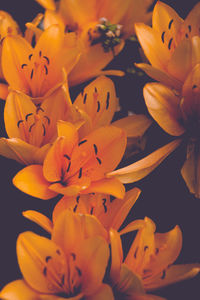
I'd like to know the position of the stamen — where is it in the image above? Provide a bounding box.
[44,65,48,75]
[30,69,34,79]
[144,246,149,251]
[102,198,107,213]
[155,248,159,255]
[168,38,173,50]
[29,123,35,132]
[45,256,52,262]
[31,34,36,48]
[71,253,76,260]
[76,195,80,203]
[66,161,71,172]
[78,139,87,146]
[44,115,50,124]
[161,31,165,43]
[17,120,24,127]
[93,144,98,155]
[97,101,100,112]
[83,93,87,104]
[76,267,82,277]
[43,56,50,65]
[78,168,82,178]
[106,92,110,109]
[25,113,33,121]
[134,247,138,259]
[43,267,47,276]
[185,33,189,38]
[188,25,192,32]
[73,204,78,212]
[39,50,42,57]
[64,154,70,160]
[168,19,173,29]
[192,85,197,89]
[94,87,98,93]
[96,157,102,165]
[90,206,94,214]
[161,270,166,279]
[56,249,61,255]
[21,64,27,69]
[42,124,46,136]
[29,54,33,60]
[61,274,65,286]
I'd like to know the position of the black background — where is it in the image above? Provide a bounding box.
[0,1,200,299]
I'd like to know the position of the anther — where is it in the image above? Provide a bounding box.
[66,161,71,172]
[44,115,50,125]
[102,198,107,213]
[45,256,52,262]
[83,93,87,104]
[42,124,46,136]
[44,65,48,75]
[73,204,78,212]
[29,54,33,60]
[96,157,102,165]
[76,267,82,277]
[78,139,87,146]
[64,154,70,160]
[43,267,47,276]
[76,195,80,203]
[43,56,50,64]
[39,50,42,57]
[144,246,149,251]
[21,64,27,69]
[161,270,166,279]
[90,207,94,214]
[106,92,110,109]
[17,120,24,127]
[25,113,33,121]
[30,69,34,79]
[71,253,76,260]
[168,38,173,50]
[134,247,138,259]
[78,168,82,178]
[94,87,98,93]
[97,101,100,112]
[161,31,165,43]
[168,19,173,29]
[188,25,191,32]
[29,123,35,132]
[93,144,98,155]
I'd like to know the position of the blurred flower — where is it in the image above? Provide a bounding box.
[135,1,200,91]
[0,10,21,99]
[13,122,127,199]
[0,210,113,299]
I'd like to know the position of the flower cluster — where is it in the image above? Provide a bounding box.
[0,1,200,299]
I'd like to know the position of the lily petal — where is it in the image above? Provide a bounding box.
[145,264,200,291]
[23,210,53,234]
[35,0,56,10]
[13,165,57,200]
[17,231,67,294]
[110,229,123,284]
[82,178,125,199]
[143,83,185,136]
[0,83,8,100]
[107,140,181,183]
[0,279,40,300]
[86,284,114,300]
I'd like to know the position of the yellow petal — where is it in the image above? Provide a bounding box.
[0,279,40,300]
[145,264,200,291]
[13,165,57,200]
[17,231,67,294]
[77,236,110,295]
[0,83,8,100]
[135,63,182,90]
[112,114,152,138]
[143,83,185,136]
[0,138,40,165]
[135,23,171,70]
[96,187,141,231]
[86,284,114,300]
[107,139,181,183]
[23,210,53,234]
[74,76,119,130]
[109,229,123,284]
[82,178,125,199]
[181,142,200,198]
[35,0,56,10]
[2,35,32,93]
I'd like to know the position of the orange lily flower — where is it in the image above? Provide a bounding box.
[0,11,21,99]
[0,210,114,299]
[29,0,154,86]
[0,88,70,165]
[13,122,127,200]
[135,1,200,91]
[109,219,200,296]
[2,24,79,103]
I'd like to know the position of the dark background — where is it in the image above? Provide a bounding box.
[0,0,200,299]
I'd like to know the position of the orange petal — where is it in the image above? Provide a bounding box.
[107,139,181,183]
[95,187,141,231]
[82,178,125,199]
[112,114,152,138]
[135,23,171,70]
[145,264,200,291]
[167,36,200,83]
[109,229,123,284]
[68,41,124,86]
[35,0,56,10]
[0,83,8,100]
[2,35,32,93]
[86,284,114,300]
[0,279,40,300]
[74,76,119,130]
[119,219,146,236]
[143,83,185,136]
[13,165,57,200]
[23,210,53,233]
[17,231,67,294]
[181,142,200,198]
[135,63,182,90]
[49,177,91,196]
